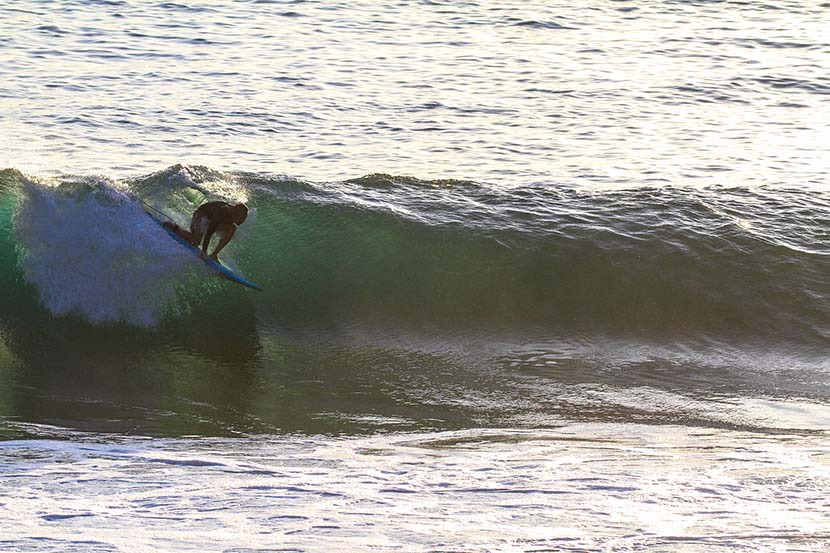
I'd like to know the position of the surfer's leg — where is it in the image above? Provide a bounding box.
[185,215,209,247]
[164,221,201,246]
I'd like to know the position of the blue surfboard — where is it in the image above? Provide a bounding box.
[146,210,263,292]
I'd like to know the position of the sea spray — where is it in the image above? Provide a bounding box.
[13,175,193,326]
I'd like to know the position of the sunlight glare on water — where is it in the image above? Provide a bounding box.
[0,1,827,188]
[0,423,828,553]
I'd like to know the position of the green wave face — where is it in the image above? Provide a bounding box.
[1,166,829,345]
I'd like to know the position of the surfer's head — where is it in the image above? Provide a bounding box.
[231,203,249,225]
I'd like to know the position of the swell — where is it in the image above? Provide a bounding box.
[0,166,828,353]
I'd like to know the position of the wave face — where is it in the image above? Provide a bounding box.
[1,166,827,354]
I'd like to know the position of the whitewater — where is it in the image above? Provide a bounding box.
[1,1,829,551]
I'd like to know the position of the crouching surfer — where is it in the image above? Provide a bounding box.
[163,201,248,261]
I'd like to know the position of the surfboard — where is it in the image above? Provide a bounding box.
[146,210,263,292]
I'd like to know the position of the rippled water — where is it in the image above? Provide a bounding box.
[1,1,829,551]
[2,423,829,552]
[2,1,828,186]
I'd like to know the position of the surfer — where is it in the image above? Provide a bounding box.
[163,201,249,261]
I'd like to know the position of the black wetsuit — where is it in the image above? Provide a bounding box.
[192,201,236,253]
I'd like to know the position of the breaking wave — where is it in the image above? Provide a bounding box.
[0,165,827,355]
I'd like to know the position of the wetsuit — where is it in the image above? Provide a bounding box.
[190,201,237,255]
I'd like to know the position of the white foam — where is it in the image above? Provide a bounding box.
[13,176,197,326]
[1,425,828,552]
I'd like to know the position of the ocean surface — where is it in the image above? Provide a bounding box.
[1,1,829,551]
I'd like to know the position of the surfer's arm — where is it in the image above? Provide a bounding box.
[208,225,236,259]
